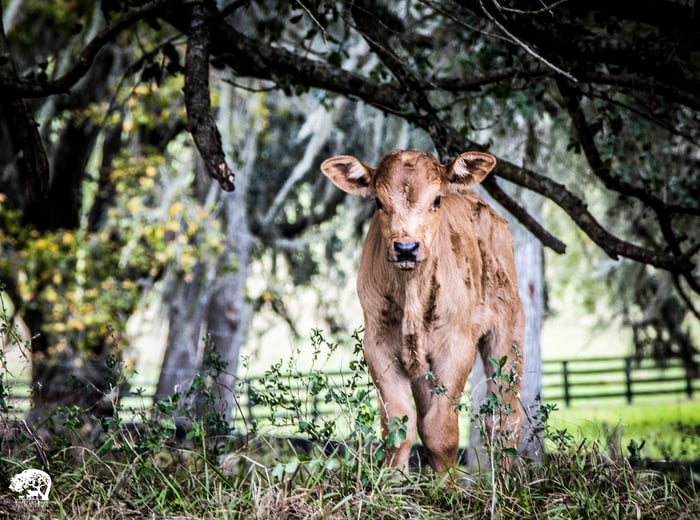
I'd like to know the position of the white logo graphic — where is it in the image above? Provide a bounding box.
[9,469,52,501]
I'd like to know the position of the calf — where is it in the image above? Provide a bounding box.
[321,150,524,472]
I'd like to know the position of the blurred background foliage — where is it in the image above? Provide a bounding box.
[0,0,697,417]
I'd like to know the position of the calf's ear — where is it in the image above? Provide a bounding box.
[321,155,374,196]
[445,151,496,190]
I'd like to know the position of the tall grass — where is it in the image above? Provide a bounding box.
[0,307,697,519]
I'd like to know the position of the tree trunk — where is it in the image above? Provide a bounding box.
[203,80,257,422]
[511,189,545,459]
[467,207,544,467]
[469,120,545,466]
[204,202,252,422]
[155,81,258,425]
[155,264,209,401]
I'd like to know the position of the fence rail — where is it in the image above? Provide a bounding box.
[542,355,698,406]
[4,355,698,423]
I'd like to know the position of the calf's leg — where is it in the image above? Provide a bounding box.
[364,345,417,469]
[411,350,474,472]
[412,379,461,472]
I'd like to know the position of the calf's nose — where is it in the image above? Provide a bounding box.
[393,241,420,261]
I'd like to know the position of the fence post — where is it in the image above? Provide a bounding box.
[312,393,320,421]
[562,360,570,407]
[624,357,633,404]
[245,378,254,424]
[685,362,694,399]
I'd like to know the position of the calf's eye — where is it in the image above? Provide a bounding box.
[375,198,384,211]
[432,195,442,209]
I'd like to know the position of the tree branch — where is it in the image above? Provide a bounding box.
[0,9,48,200]
[557,80,696,216]
[492,158,696,274]
[352,3,697,282]
[481,176,566,253]
[0,0,176,98]
[477,0,577,82]
[556,79,699,283]
[161,6,697,278]
[428,65,550,92]
[350,2,566,253]
[350,0,453,158]
[456,0,700,109]
[184,2,235,191]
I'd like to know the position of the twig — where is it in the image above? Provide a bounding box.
[22,420,50,471]
[492,0,572,16]
[478,0,577,82]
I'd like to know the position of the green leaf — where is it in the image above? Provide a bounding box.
[284,459,299,474]
[271,463,285,480]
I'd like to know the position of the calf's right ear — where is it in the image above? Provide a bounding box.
[321,155,374,196]
[445,151,496,190]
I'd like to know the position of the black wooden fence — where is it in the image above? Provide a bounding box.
[4,355,699,421]
[542,354,698,406]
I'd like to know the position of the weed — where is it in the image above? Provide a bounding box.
[385,415,409,451]
[471,352,522,469]
[0,318,697,519]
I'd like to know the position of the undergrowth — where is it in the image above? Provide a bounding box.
[0,293,698,519]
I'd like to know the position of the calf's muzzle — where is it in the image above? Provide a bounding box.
[393,241,420,268]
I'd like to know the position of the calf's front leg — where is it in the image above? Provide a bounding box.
[411,350,473,472]
[364,344,416,469]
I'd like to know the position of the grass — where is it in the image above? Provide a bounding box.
[1,411,698,519]
[1,332,698,519]
[549,398,700,461]
[2,310,699,519]
[1,413,698,520]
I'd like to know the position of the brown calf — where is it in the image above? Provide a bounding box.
[321,150,524,472]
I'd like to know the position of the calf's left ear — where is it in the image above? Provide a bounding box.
[445,151,496,190]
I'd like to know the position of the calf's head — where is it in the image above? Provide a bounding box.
[321,150,496,269]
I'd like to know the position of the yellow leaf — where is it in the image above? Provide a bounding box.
[127,198,142,214]
[44,287,58,303]
[168,202,185,218]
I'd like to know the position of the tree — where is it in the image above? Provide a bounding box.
[7,0,693,292]
[1,1,698,425]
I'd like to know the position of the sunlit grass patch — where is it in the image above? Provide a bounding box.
[549,398,700,461]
